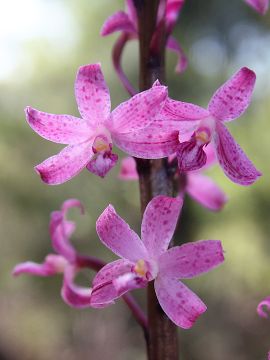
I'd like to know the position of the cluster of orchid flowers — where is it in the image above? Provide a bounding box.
[14,61,262,328]
[13,0,270,339]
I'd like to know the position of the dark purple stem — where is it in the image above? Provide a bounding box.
[133,0,179,359]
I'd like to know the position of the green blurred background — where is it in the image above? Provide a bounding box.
[1,0,270,359]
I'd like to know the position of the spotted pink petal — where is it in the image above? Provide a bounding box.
[177,137,207,172]
[208,67,256,122]
[159,99,208,138]
[257,296,270,318]
[35,141,93,185]
[112,125,179,159]
[166,36,188,73]
[75,64,111,125]
[96,205,148,262]
[119,157,138,180]
[90,259,134,308]
[12,254,67,277]
[101,11,136,36]
[245,0,269,14]
[50,199,84,261]
[112,33,137,96]
[141,196,183,259]
[155,275,207,328]
[109,84,168,134]
[187,173,227,211]
[25,107,90,145]
[162,98,209,122]
[213,121,261,185]
[158,240,224,279]
[165,0,185,33]
[61,265,92,308]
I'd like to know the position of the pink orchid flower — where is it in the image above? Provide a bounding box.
[245,0,269,14]
[119,146,227,211]
[162,67,261,185]
[25,63,169,185]
[13,199,97,308]
[90,195,224,328]
[257,296,270,318]
[101,0,187,95]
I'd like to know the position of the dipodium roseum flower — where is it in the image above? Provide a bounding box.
[101,0,187,95]
[13,199,97,308]
[119,145,228,211]
[164,67,261,185]
[90,195,224,328]
[245,0,269,14]
[257,296,270,318]
[25,63,168,184]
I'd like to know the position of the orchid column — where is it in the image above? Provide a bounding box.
[133,1,179,359]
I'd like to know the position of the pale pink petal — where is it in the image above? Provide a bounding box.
[155,275,206,329]
[213,122,261,185]
[50,199,84,261]
[119,157,138,180]
[61,199,84,216]
[187,173,227,211]
[12,254,67,277]
[87,151,118,178]
[96,205,148,262]
[75,64,111,125]
[158,240,224,279]
[112,125,179,159]
[200,144,216,170]
[113,272,148,294]
[109,85,168,134]
[50,211,76,261]
[112,33,137,96]
[141,196,183,258]
[61,265,92,308]
[245,0,269,14]
[257,296,270,318]
[156,0,166,25]
[90,259,133,307]
[177,137,207,172]
[166,36,188,73]
[25,107,91,145]
[208,67,256,122]
[101,11,136,36]
[125,0,138,26]
[35,141,93,185]
[165,0,185,33]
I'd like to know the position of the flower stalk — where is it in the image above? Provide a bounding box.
[134,0,179,358]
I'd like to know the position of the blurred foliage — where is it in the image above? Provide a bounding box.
[1,0,270,359]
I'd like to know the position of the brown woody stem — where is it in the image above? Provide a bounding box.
[133,0,179,359]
